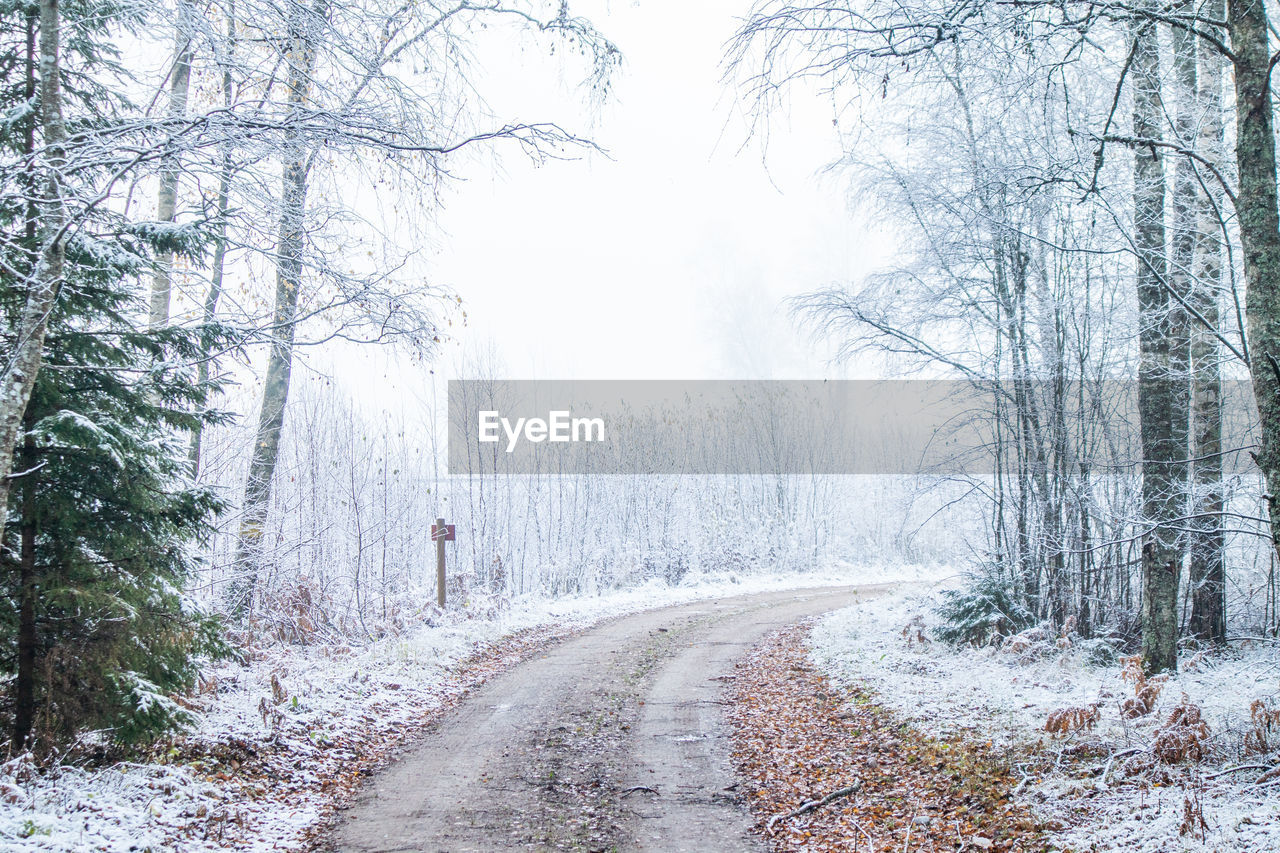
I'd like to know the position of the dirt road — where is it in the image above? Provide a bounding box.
[332,584,889,852]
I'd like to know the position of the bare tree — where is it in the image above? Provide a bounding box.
[1131,12,1185,674]
[148,0,197,327]
[727,0,1264,670]
[188,3,240,477]
[1228,0,1280,571]
[1187,0,1227,642]
[226,0,326,615]
[225,0,620,616]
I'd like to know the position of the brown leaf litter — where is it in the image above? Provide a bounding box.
[727,624,1058,852]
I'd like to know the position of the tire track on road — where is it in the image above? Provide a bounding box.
[332,584,892,852]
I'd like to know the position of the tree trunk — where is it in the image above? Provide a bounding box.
[1188,0,1227,642]
[0,0,68,530]
[188,9,237,478]
[1230,0,1280,601]
[12,433,37,750]
[187,158,230,479]
[227,3,320,616]
[147,0,195,327]
[1133,18,1185,674]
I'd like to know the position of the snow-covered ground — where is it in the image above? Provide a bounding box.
[810,587,1280,853]
[0,562,945,852]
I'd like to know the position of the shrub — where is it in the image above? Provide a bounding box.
[1079,638,1119,668]
[933,566,1034,646]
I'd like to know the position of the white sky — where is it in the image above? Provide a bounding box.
[122,0,898,416]
[301,0,898,415]
[415,0,889,380]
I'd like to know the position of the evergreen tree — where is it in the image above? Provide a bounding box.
[0,0,231,750]
[2,247,232,748]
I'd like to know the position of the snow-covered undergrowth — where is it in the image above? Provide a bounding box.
[0,562,942,852]
[810,588,1280,853]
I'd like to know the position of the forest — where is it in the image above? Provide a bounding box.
[1,0,1279,850]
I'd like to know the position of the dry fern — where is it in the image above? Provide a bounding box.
[1120,661,1167,719]
[1119,751,1174,783]
[1120,654,1143,684]
[270,671,288,706]
[1244,697,1280,755]
[1044,704,1100,735]
[1153,697,1211,764]
[1002,627,1054,660]
[1179,787,1208,840]
[901,614,930,648]
[1121,684,1158,719]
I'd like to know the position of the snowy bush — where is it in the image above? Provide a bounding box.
[932,566,1034,646]
[1078,637,1120,668]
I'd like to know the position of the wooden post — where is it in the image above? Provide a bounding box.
[435,516,446,608]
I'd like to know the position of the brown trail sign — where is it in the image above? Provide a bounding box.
[432,519,455,607]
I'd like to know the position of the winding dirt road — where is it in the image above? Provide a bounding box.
[332,584,890,852]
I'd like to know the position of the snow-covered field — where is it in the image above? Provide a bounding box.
[810,588,1280,853]
[0,562,943,852]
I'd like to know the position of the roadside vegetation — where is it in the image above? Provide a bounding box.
[805,589,1280,851]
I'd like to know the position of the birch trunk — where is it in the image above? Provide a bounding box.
[12,434,37,749]
[1229,0,1280,608]
[227,2,321,616]
[1188,0,1227,642]
[0,0,68,529]
[1133,18,1185,674]
[147,0,195,327]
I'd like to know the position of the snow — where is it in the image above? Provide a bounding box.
[34,411,126,469]
[0,756,222,853]
[809,587,1280,853]
[0,562,947,852]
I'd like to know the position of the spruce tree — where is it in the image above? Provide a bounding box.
[0,0,230,750]
[2,256,231,748]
